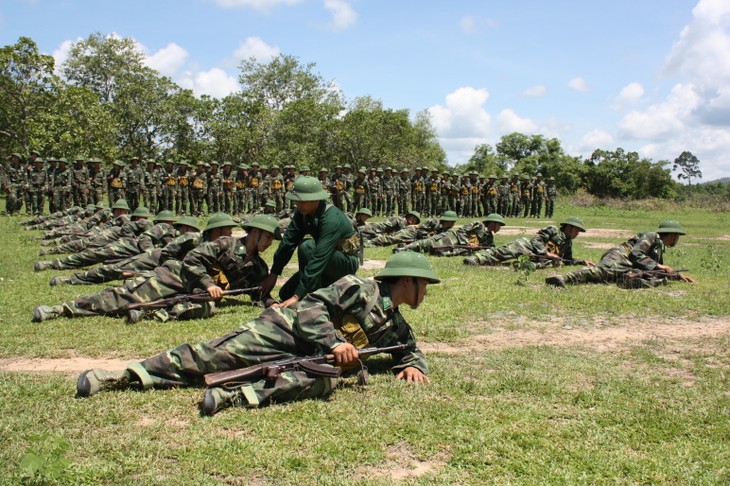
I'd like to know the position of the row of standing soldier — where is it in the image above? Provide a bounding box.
[3,152,558,219]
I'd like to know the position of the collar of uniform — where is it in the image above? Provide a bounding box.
[377,281,394,311]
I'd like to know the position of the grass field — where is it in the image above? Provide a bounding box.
[1,203,729,484]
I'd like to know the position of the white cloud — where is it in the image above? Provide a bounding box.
[233,36,281,62]
[612,82,644,110]
[178,68,240,98]
[568,77,590,92]
[144,43,189,77]
[324,0,357,31]
[459,15,495,34]
[214,0,302,14]
[51,39,77,74]
[522,85,546,97]
[618,84,700,140]
[496,109,539,133]
[579,129,614,150]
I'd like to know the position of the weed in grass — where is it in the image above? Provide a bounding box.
[19,434,71,484]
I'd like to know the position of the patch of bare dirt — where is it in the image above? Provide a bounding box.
[498,226,635,240]
[708,235,730,241]
[361,259,386,270]
[0,357,134,376]
[583,242,616,250]
[355,443,450,481]
[420,316,730,355]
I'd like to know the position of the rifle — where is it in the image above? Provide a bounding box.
[623,269,688,280]
[431,244,492,255]
[204,343,409,387]
[126,286,262,311]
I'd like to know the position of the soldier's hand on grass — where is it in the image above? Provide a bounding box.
[656,264,675,273]
[679,274,696,283]
[272,295,299,309]
[584,260,595,266]
[396,367,430,383]
[206,285,223,299]
[332,342,359,366]
[259,273,278,297]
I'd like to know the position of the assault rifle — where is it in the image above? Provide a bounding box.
[126,286,262,311]
[430,244,492,255]
[204,343,409,387]
[623,269,688,280]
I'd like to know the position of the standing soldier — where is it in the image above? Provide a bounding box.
[53,158,72,212]
[175,161,190,216]
[234,164,248,215]
[352,167,369,212]
[484,175,498,215]
[257,165,269,208]
[367,168,380,216]
[329,165,347,211]
[470,171,481,217]
[396,168,411,215]
[382,167,396,216]
[24,150,42,214]
[246,163,262,214]
[532,173,546,218]
[545,177,557,218]
[125,157,145,211]
[207,161,222,214]
[142,160,159,214]
[519,175,532,218]
[45,157,58,213]
[439,170,450,215]
[70,156,89,208]
[509,174,520,217]
[220,161,236,214]
[446,173,459,213]
[28,157,47,215]
[88,159,106,206]
[342,164,354,213]
[497,175,510,217]
[190,161,208,216]
[425,168,441,217]
[318,166,331,196]
[160,160,176,212]
[3,153,26,215]
[268,165,285,212]
[107,160,126,205]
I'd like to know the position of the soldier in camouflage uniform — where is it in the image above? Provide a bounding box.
[484,175,498,215]
[159,160,176,212]
[423,169,438,217]
[341,164,354,213]
[220,162,236,214]
[190,162,208,216]
[175,162,190,215]
[395,168,410,215]
[124,157,145,211]
[360,211,420,241]
[519,176,531,218]
[246,163,262,214]
[545,177,557,218]
[53,158,73,212]
[352,167,369,212]
[459,174,472,217]
[72,251,436,416]
[508,174,520,217]
[33,213,277,323]
[366,168,380,216]
[464,216,591,267]
[70,156,89,208]
[546,221,694,287]
[381,167,396,216]
[49,216,201,287]
[531,173,546,218]
[44,158,58,213]
[365,211,456,248]
[88,159,106,206]
[398,213,505,256]
[497,176,510,216]
[107,160,126,205]
[206,161,222,214]
[3,153,26,215]
[142,160,159,214]
[267,165,285,212]
[234,165,248,215]
[28,157,48,215]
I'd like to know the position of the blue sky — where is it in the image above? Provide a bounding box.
[2,0,728,181]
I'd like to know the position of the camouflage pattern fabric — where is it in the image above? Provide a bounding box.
[469,225,577,265]
[130,275,427,398]
[402,222,494,256]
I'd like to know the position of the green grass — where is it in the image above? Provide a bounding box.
[0,204,729,484]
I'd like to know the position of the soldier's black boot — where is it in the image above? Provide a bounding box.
[76,369,135,397]
[202,387,248,416]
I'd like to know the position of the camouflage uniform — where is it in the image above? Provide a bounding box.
[401,221,494,256]
[52,161,72,212]
[367,170,381,216]
[381,169,397,216]
[352,170,369,212]
[121,275,427,406]
[497,177,510,216]
[28,161,48,215]
[234,167,248,215]
[88,160,106,206]
[545,179,557,218]
[360,215,409,241]
[267,167,285,213]
[484,177,498,215]
[175,163,190,215]
[246,168,262,214]
[43,217,149,255]
[220,163,236,214]
[560,232,666,285]
[56,235,269,321]
[142,162,159,213]
[531,176,546,218]
[411,170,426,213]
[468,225,584,266]
[459,176,471,217]
[107,162,126,205]
[160,162,177,212]
[190,164,208,216]
[519,177,532,218]
[206,163,222,214]
[71,159,90,208]
[3,157,27,215]
[508,175,520,217]
[124,160,145,211]
[425,172,441,217]
[396,171,411,215]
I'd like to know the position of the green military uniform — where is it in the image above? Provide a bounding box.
[545,177,557,218]
[352,168,369,212]
[107,161,126,205]
[28,159,48,215]
[190,162,208,216]
[71,156,90,208]
[465,217,588,266]
[401,214,504,256]
[124,158,145,211]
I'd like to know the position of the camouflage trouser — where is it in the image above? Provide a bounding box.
[126,189,140,211]
[143,189,158,214]
[6,185,23,214]
[272,191,285,213]
[383,192,395,216]
[427,192,440,216]
[109,188,124,207]
[235,190,246,215]
[190,189,205,215]
[414,192,426,213]
[563,248,631,284]
[128,310,338,408]
[67,249,162,285]
[486,196,497,215]
[365,227,418,247]
[509,193,520,217]
[52,233,121,255]
[56,238,140,270]
[73,187,89,208]
[222,189,235,214]
[545,198,555,218]
[278,239,359,301]
[30,190,44,215]
[498,197,509,216]
[470,237,533,265]
[92,188,104,206]
[176,187,188,215]
[207,191,221,214]
[397,192,410,215]
[353,193,367,212]
[521,196,531,217]
[62,264,185,318]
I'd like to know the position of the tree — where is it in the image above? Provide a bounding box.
[672,151,702,188]
[0,37,56,153]
[467,143,505,176]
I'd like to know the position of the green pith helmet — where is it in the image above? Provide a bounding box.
[33,157,44,164]
[406,210,421,223]
[243,214,279,237]
[560,216,586,232]
[265,199,276,207]
[131,206,151,218]
[440,210,458,222]
[657,220,686,235]
[95,202,105,209]
[285,176,330,202]
[58,157,69,165]
[548,177,556,182]
[375,251,441,284]
[356,207,373,217]
[85,204,97,210]
[203,213,238,232]
[484,213,506,226]
[153,210,177,222]
[319,167,329,173]
[400,168,409,173]
[357,167,366,174]
[113,160,125,167]
[112,199,130,210]
[488,174,497,179]
[300,166,310,172]
[174,215,201,232]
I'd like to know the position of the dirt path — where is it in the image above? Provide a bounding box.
[2,316,727,375]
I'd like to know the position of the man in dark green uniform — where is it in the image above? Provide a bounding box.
[259,176,359,309]
[73,251,438,416]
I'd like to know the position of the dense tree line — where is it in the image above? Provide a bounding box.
[1,34,713,202]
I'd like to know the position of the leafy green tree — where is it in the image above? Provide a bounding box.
[0,37,56,154]
[467,143,505,176]
[672,151,702,187]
